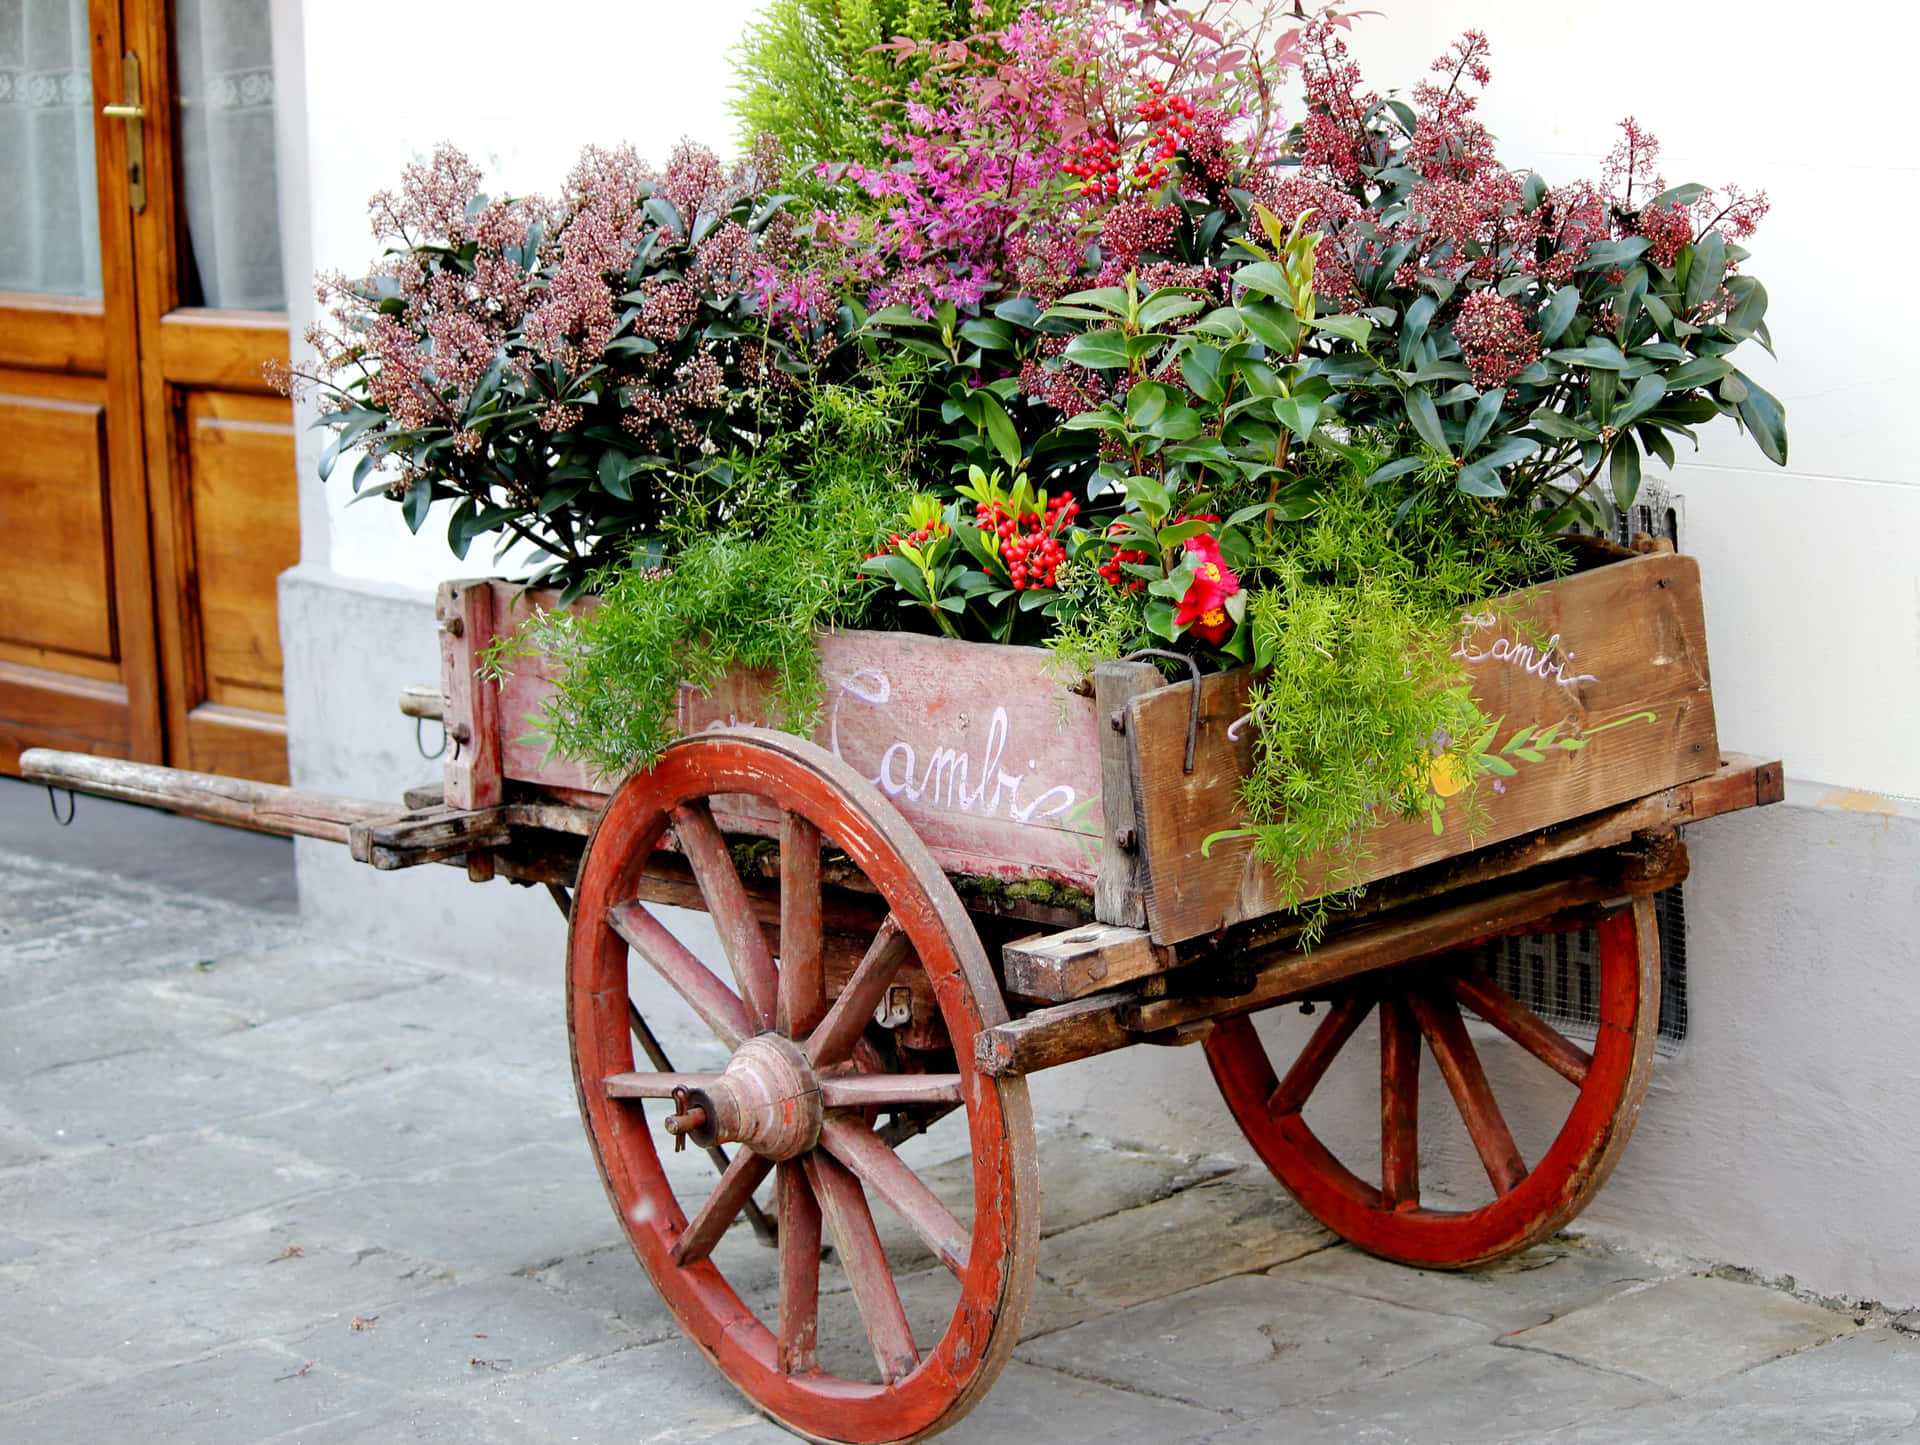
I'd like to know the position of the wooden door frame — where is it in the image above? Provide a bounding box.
[124,0,293,775]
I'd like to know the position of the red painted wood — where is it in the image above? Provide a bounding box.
[608,901,754,1050]
[778,810,825,1038]
[820,1074,965,1109]
[1450,969,1593,1086]
[777,1160,822,1375]
[1409,990,1529,1198]
[807,1149,920,1383]
[807,918,910,1070]
[1268,995,1370,1117]
[1203,893,1661,1269]
[674,800,779,1030]
[673,1150,774,1266]
[822,1116,970,1277]
[1379,998,1420,1209]
[567,728,1037,1442]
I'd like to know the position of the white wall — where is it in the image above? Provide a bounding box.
[274,0,1920,1307]
[287,0,771,584]
[1345,1,1920,802]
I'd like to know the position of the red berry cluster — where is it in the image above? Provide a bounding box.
[1130,82,1197,188]
[1063,82,1198,198]
[1096,546,1150,593]
[868,518,948,561]
[1062,136,1124,200]
[976,493,1078,590]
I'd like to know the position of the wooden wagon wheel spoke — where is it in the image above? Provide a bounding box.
[1269,995,1372,1116]
[776,1160,822,1375]
[1379,997,1421,1209]
[609,900,754,1051]
[1205,893,1662,1270]
[673,1148,776,1266]
[805,1149,920,1384]
[806,915,911,1068]
[1408,989,1529,1197]
[777,810,826,1038]
[821,1116,971,1277]
[819,1074,965,1110]
[1449,969,1593,1086]
[569,729,1036,1442]
[673,800,779,1031]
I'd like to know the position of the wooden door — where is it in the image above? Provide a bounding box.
[0,0,296,783]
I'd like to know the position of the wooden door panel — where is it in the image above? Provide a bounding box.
[181,388,295,713]
[0,376,117,661]
[0,294,109,374]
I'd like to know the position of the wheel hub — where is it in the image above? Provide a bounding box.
[663,1033,822,1161]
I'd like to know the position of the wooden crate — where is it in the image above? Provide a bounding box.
[437,547,1717,943]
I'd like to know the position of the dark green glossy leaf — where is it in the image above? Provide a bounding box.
[1403,388,1450,458]
[1463,387,1505,454]
[1609,435,1642,509]
[1063,330,1132,370]
[1180,343,1228,403]
[1536,285,1580,346]
[1731,368,1789,465]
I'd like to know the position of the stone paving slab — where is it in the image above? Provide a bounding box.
[1275,1232,1659,1332]
[1502,1272,1858,1392]
[2,838,1912,1444]
[1538,1326,1920,1443]
[1014,1271,1492,1417]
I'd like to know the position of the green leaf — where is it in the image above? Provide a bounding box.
[976,391,1022,467]
[1535,285,1580,346]
[1062,330,1133,370]
[1613,374,1668,429]
[1053,285,1131,314]
[401,479,432,534]
[1308,314,1373,345]
[1147,406,1204,441]
[1579,237,1652,272]
[1683,232,1727,312]
[1646,182,1708,209]
[1237,299,1300,355]
[1403,389,1451,459]
[1463,387,1505,454]
[1455,457,1508,496]
[1637,424,1677,470]
[1126,383,1181,434]
[1143,599,1178,640]
[316,432,342,483]
[1272,394,1323,442]
[1138,290,1207,329]
[959,317,1014,351]
[1552,341,1630,370]
[1479,754,1517,776]
[597,449,633,502]
[1609,434,1643,509]
[1365,456,1425,487]
[1231,261,1293,299]
[1179,344,1227,404]
[1527,409,1599,441]
[1662,355,1732,391]
[1731,369,1789,465]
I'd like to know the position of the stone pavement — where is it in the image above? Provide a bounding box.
[2,797,1917,1442]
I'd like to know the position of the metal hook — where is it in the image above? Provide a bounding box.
[1121,648,1204,774]
[46,787,76,826]
[415,714,448,760]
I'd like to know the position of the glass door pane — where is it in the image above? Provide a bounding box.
[173,0,281,309]
[0,0,103,297]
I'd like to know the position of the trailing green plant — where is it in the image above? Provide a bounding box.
[1217,454,1570,934]
[495,364,920,775]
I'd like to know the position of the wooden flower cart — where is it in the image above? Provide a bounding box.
[24,542,1781,1444]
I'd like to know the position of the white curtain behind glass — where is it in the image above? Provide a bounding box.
[175,0,283,310]
[0,0,102,298]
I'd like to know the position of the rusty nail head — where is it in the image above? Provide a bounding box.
[1115,827,1137,851]
[1109,709,1127,734]
[444,616,465,637]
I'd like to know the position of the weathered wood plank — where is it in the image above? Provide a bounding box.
[1126,551,1721,943]
[974,844,1688,1079]
[1001,923,1171,1002]
[348,806,513,869]
[19,749,390,842]
[1092,660,1162,927]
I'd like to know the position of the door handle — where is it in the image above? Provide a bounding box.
[104,51,147,213]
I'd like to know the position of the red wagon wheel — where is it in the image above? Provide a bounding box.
[568,728,1038,1444]
[1204,893,1660,1270]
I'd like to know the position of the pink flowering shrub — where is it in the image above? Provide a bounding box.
[278,138,833,593]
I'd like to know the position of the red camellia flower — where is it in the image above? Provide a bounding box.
[1176,533,1239,645]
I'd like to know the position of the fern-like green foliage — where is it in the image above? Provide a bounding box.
[504,366,923,779]
[732,0,1025,179]
[1234,459,1568,930]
